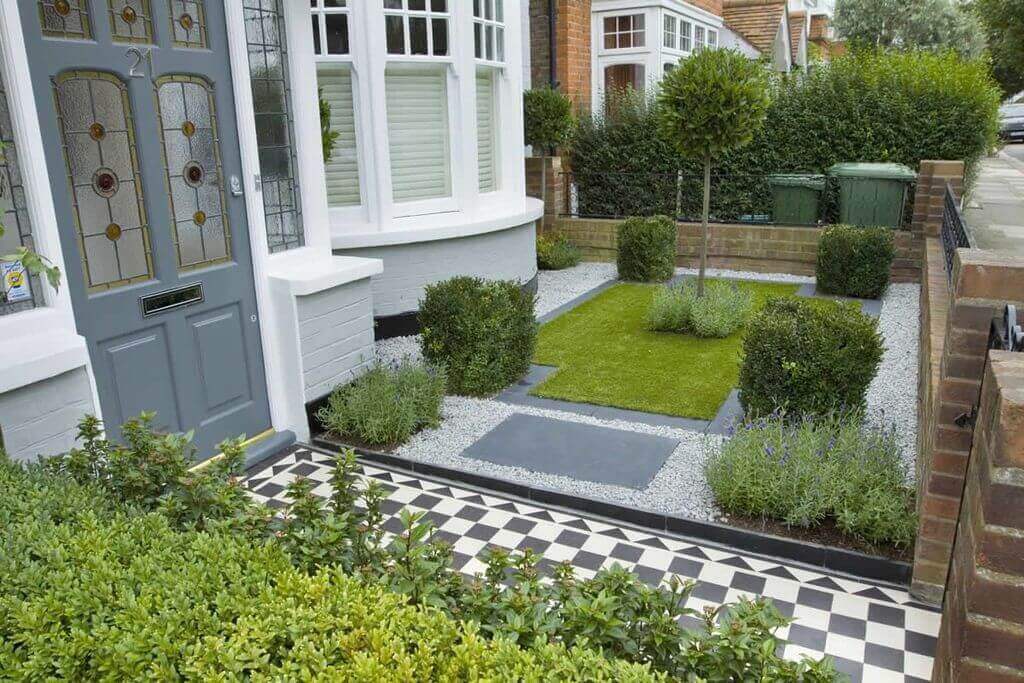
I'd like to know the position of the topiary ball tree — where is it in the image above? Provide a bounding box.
[657,49,770,296]
[523,87,576,219]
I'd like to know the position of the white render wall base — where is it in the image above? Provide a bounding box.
[0,367,94,463]
[336,220,538,317]
[297,279,376,402]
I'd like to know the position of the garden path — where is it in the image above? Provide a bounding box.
[246,445,940,683]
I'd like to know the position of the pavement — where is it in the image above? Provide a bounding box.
[962,148,1024,256]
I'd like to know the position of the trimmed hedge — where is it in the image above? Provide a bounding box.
[739,298,884,417]
[617,216,677,282]
[817,225,895,299]
[571,51,1001,221]
[537,232,583,270]
[0,473,655,679]
[419,276,537,396]
[316,362,445,447]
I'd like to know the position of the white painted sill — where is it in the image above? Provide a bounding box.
[266,248,384,297]
[330,197,544,250]
[0,308,89,394]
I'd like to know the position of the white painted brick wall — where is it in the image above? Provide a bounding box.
[297,278,377,402]
[337,221,538,317]
[0,367,94,463]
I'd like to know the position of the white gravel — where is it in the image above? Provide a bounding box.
[865,283,920,474]
[368,263,921,518]
[674,266,815,285]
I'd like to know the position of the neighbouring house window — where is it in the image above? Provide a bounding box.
[473,0,505,63]
[310,0,349,56]
[317,64,361,207]
[476,68,497,193]
[385,65,451,203]
[663,15,676,49]
[708,29,718,49]
[0,68,43,315]
[663,62,674,76]
[694,25,705,51]
[679,20,692,52]
[603,14,645,49]
[604,63,645,94]
[383,0,450,57]
[245,0,304,253]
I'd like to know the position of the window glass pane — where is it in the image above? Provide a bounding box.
[38,0,93,39]
[324,0,346,6]
[386,66,451,203]
[244,0,303,252]
[0,68,42,315]
[408,0,425,9]
[385,14,405,54]
[53,71,154,291]
[618,15,630,31]
[311,15,321,53]
[603,17,614,34]
[620,31,631,48]
[634,15,644,29]
[169,0,207,49]
[495,0,502,22]
[474,22,482,58]
[604,33,615,49]
[317,64,361,207]
[325,13,349,54]
[432,18,448,56]
[431,0,446,10]
[409,16,428,54]
[384,0,402,8]
[496,27,504,61]
[485,24,493,60]
[474,0,482,17]
[484,0,492,20]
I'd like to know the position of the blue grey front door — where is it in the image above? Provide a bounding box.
[21,0,273,458]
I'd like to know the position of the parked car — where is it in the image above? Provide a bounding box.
[1000,103,1024,143]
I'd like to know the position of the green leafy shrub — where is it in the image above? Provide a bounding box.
[316,362,445,448]
[647,279,753,338]
[537,232,583,270]
[817,225,895,299]
[616,216,677,282]
[523,87,576,152]
[739,298,884,417]
[705,413,917,549]
[419,276,537,396]
[571,50,1001,219]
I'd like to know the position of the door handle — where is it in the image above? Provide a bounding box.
[229,175,243,197]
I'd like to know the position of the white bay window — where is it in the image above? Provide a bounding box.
[476,69,497,193]
[385,65,451,203]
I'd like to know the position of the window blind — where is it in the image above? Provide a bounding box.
[316,63,361,207]
[476,69,497,193]
[385,66,451,203]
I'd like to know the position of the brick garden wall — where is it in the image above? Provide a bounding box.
[551,217,923,282]
[526,156,565,230]
[932,351,1024,682]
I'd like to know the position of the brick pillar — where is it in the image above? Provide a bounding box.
[528,0,551,90]
[912,161,965,238]
[554,0,591,111]
[525,156,566,231]
[912,250,1024,603]
[932,351,1024,682]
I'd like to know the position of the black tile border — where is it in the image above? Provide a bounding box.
[310,436,914,589]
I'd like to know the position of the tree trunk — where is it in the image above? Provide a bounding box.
[698,153,711,297]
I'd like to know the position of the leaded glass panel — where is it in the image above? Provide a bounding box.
[54,71,153,292]
[170,0,208,49]
[108,0,153,44]
[244,0,304,252]
[0,70,42,316]
[38,0,92,40]
[155,76,231,270]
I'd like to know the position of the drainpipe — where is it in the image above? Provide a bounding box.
[548,0,557,88]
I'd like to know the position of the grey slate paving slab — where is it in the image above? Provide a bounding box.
[460,413,678,489]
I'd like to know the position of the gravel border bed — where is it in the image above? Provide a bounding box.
[371,263,920,519]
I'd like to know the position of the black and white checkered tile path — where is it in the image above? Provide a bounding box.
[245,446,939,683]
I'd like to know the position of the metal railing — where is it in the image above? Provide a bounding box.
[940,181,971,285]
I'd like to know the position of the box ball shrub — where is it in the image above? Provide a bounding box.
[537,232,583,270]
[419,276,537,396]
[316,362,445,448]
[739,298,883,417]
[816,225,895,299]
[617,216,677,282]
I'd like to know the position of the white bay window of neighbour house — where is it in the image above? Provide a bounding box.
[0,68,42,316]
[245,0,304,252]
[604,14,645,49]
[386,66,451,203]
[311,0,361,208]
[694,25,705,50]
[384,0,450,57]
[679,19,692,51]
[663,15,676,49]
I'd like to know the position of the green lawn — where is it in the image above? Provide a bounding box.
[532,280,801,419]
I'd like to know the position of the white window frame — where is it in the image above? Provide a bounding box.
[678,18,692,52]
[662,14,676,50]
[473,0,506,66]
[707,28,718,49]
[383,0,452,60]
[602,13,646,51]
